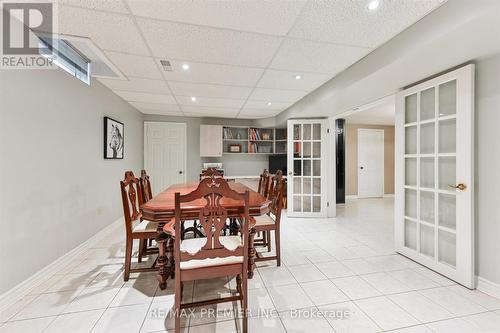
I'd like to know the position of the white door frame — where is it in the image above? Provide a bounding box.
[357,128,385,198]
[144,121,187,191]
[287,118,330,218]
[395,64,475,288]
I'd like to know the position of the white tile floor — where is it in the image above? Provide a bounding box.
[2,198,500,332]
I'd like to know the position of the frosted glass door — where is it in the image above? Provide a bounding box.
[287,119,328,217]
[395,65,475,288]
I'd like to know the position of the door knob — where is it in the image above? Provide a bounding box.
[448,183,466,191]
[179,170,183,174]
[360,166,364,170]
[288,172,293,176]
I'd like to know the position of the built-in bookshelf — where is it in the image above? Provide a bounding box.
[223,126,287,155]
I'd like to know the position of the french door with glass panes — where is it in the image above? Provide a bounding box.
[395,64,475,288]
[287,119,328,217]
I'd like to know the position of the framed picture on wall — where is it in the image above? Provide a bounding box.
[104,117,124,159]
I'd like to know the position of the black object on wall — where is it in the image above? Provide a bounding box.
[269,155,287,175]
[336,119,346,204]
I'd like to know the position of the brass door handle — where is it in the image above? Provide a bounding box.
[448,183,466,191]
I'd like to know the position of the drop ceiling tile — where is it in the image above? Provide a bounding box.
[288,0,446,48]
[127,0,306,36]
[158,60,263,87]
[140,109,184,116]
[57,0,129,13]
[129,101,180,113]
[181,106,240,118]
[249,88,308,103]
[257,69,331,91]
[137,18,282,67]
[113,91,176,104]
[244,100,292,111]
[169,82,252,100]
[58,5,149,55]
[98,77,170,94]
[105,52,162,80]
[270,38,370,74]
[177,96,244,109]
[238,108,281,118]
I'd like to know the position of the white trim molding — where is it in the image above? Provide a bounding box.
[0,218,123,312]
[476,276,500,299]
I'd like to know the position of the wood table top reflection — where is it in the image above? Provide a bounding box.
[141,181,270,221]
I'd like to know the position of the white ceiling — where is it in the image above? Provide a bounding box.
[56,0,446,119]
[345,101,395,126]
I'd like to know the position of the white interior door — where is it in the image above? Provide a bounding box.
[144,122,187,195]
[287,119,328,217]
[395,64,475,288]
[358,129,384,198]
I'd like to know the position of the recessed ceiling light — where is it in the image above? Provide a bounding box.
[182,63,190,70]
[191,96,197,102]
[267,102,272,106]
[367,0,380,11]
[295,74,302,80]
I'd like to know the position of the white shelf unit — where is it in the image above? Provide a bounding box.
[222,126,287,155]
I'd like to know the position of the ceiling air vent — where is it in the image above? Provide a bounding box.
[160,60,173,72]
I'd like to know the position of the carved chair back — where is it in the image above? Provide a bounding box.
[200,167,224,180]
[174,177,250,264]
[139,169,153,203]
[268,170,283,195]
[267,170,285,223]
[257,169,270,198]
[120,171,143,235]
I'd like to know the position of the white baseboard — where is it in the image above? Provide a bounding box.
[383,194,395,198]
[476,276,500,299]
[0,218,123,312]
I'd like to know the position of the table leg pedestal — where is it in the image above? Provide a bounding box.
[156,231,169,290]
[248,227,256,278]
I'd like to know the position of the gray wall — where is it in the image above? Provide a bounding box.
[143,115,270,180]
[0,69,143,294]
[474,54,500,285]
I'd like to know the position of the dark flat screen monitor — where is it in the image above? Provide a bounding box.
[269,155,287,174]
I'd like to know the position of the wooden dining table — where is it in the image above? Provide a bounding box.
[141,181,271,289]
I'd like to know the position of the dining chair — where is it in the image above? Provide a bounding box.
[139,169,153,203]
[199,167,224,180]
[257,169,271,197]
[188,167,227,238]
[255,169,271,247]
[120,171,159,281]
[171,176,250,333]
[139,169,156,249]
[253,171,285,266]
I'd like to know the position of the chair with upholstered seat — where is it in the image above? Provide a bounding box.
[253,171,285,266]
[120,171,159,281]
[139,169,156,254]
[172,176,250,333]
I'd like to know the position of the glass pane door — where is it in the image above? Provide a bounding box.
[396,64,474,288]
[288,120,327,217]
[403,82,458,266]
